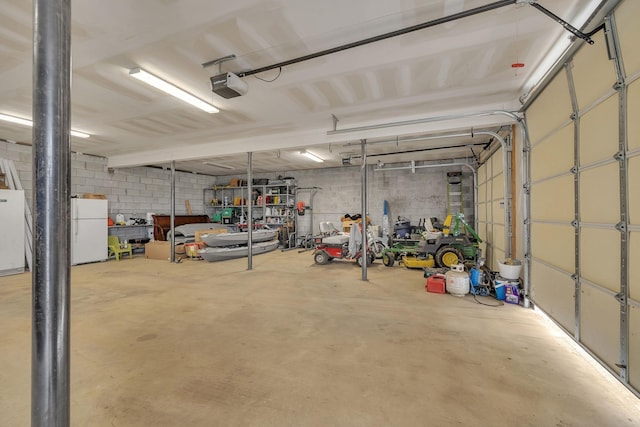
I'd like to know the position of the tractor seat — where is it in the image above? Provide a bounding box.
[322,234,350,245]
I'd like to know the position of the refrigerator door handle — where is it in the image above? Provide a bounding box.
[74,200,79,235]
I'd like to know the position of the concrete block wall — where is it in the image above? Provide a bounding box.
[240,162,474,237]
[1,140,215,221]
[3,140,474,239]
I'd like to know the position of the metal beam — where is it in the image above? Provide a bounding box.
[361,140,368,281]
[170,161,176,262]
[31,0,71,424]
[247,152,253,270]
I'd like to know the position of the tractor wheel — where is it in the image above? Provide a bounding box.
[435,246,464,268]
[314,251,329,265]
[382,252,395,267]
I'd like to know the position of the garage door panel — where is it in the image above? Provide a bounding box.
[580,163,620,224]
[477,220,488,242]
[478,183,487,203]
[478,202,487,223]
[478,164,487,183]
[492,150,503,175]
[493,224,505,253]
[531,125,574,182]
[492,248,504,272]
[580,96,619,165]
[629,80,640,151]
[531,260,575,332]
[492,201,504,225]
[492,173,504,200]
[630,305,640,391]
[630,232,640,301]
[531,223,575,272]
[580,284,620,372]
[615,0,640,78]
[527,73,572,144]
[629,156,640,224]
[530,176,574,222]
[572,31,616,111]
[580,228,621,293]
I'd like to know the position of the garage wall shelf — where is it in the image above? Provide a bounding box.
[203,181,296,227]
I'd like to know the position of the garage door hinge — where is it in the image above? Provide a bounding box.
[570,166,578,174]
[615,222,627,232]
[614,292,626,304]
[571,220,579,228]
[569,112,577,121]
[571,274,578,281]
[613,151,625,161]
[613,81,624,91]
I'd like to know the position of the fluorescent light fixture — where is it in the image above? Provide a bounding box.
[203,161,234,170]
[301,150,324,163]
[0,113,90,138]
[129,68,219,113]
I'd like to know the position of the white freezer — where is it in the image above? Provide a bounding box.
[71,198,108,265]
[0,189,25,276]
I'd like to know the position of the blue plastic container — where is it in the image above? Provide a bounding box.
[470,268,481,286]
[495,284,506,300]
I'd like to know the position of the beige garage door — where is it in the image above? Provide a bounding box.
[477,146,507,271]
[618,0,640,393]
[526,2,638,395]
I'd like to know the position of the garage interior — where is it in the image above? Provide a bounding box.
[1,0,640,425]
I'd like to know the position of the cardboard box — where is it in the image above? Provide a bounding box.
[82,193,107,199]
[144,241,171,260]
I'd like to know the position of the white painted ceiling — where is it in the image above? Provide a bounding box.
[0,0,606,175]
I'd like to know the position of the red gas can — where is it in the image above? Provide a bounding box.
[426,274,446,294]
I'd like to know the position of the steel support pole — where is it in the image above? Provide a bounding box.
[361,139,368,281]
[31,0,71,425]
[247,152,253,270]
[170,161,176,262]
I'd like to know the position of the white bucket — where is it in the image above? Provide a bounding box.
[498,259,522,280]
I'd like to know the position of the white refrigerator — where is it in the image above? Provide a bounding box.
[0,189,25,276]
[71,198,108,265]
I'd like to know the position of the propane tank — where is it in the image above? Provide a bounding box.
[446,264,470,296]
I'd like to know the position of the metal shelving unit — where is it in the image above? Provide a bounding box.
[203,181,296,227]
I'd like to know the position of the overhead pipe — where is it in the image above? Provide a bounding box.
[31,0,71,424]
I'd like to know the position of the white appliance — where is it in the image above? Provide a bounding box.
[71,198,108,265]
[0,189,25,276]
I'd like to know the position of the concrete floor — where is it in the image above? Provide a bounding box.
[1,250,639,426]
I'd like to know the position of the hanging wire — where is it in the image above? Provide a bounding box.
[253,67,282,82]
